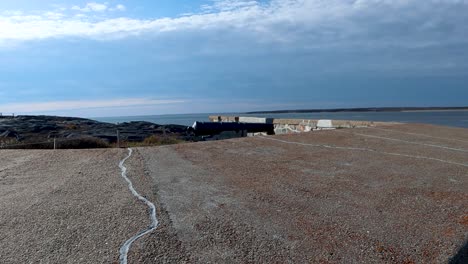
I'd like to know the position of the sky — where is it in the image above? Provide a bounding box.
[0,0,467,117]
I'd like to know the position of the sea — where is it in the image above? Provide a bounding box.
[93,111,468,128]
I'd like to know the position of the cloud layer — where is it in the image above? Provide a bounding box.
[1,0,467,116]
[71,2,109,12]
[1,0,467,49]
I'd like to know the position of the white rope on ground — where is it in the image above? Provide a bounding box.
[118,148,159,264]
[369,127,468,144]
[335,130,468,153]
[258,136,468,168]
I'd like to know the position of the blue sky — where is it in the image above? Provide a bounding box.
[0,0,467,117]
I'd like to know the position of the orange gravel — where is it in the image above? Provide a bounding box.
[139,124,467,263]
[1,123,467,263]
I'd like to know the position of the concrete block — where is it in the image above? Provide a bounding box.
[209,116,238,122]
[208,116,220,122]
[239,117,267,123]
[317,120,333,128]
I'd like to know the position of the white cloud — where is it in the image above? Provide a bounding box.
[201,0,258,12]
[114,4,126,11]
[71,2,108,12]
[0,98,186,114]
[43,12,65,20]
[0,0,467,48]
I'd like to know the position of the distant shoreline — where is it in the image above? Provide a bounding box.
[246,107,468,114]
[400,109,468,112]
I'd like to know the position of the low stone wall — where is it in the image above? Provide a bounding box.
[208,116,398,135]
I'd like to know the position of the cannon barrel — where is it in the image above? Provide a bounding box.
[190,122,274,136]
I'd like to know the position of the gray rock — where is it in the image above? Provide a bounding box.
[0,130,17,138]
[0,115,190,145]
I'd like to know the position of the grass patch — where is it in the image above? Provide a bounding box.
[144,135,181,145]
[1,134,184,149]
[1,137,110,149]
[116,135,183,148]
[57,137,110,149]
[64,124,80,130]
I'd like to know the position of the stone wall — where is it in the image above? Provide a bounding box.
[208,116,398,135]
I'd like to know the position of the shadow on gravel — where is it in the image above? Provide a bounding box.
[449,240,468,264]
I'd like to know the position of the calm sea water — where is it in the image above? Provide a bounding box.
[94,111,468,128]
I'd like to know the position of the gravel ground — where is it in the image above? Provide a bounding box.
[1,123,467,263]
[139,123,468,263]
[0,148,151,263]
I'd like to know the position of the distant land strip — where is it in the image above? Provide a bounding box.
[245,107,468,114]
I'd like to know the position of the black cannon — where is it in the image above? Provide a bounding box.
[189,122,274,136]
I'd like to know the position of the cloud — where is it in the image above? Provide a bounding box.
[70,2,125,13]
[0,98,186,114]
[201,0,258,12]
[71,2,108,12]
[113,4,126,11]
[0,0,467,50]
[43,12,66,20]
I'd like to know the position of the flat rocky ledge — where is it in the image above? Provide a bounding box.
[0,115,188,145]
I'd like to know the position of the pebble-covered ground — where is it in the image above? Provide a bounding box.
[140,123,468,263]
[1,123,467,263]
[0,148,153,263]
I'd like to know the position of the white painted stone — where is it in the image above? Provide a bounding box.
[239,117,267,123]
[317,119,333,128]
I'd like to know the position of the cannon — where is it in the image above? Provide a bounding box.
[189,122,274,136]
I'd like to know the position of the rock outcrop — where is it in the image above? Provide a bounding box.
[0,115,189,145]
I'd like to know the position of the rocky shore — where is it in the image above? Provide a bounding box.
[0,115,189,148]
